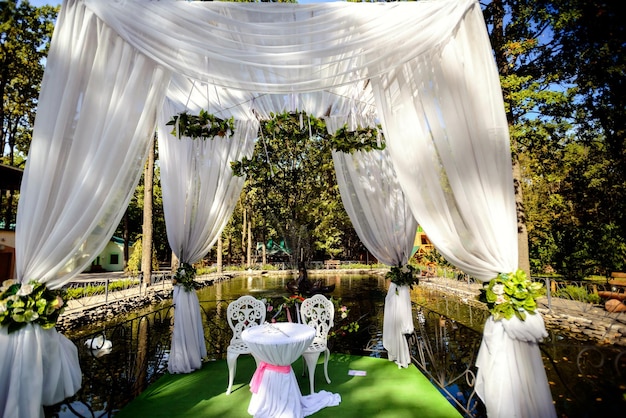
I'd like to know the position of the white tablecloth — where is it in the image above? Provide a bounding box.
[241,322,341,418]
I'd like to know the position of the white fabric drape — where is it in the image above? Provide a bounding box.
[158,94,257,374]
[10,1,556,416]
[4,1,170,416]
[367,4,555,416]
[476,315,556,418]
[328,117,417,369]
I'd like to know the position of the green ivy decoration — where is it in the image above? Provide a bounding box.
[0,280,67,334]
[166,110,235,139]
[173,262,197,292]
[478,269,545,321]
[329,124,386,153]
[386,264,419,294]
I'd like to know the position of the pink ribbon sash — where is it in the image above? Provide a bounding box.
[250,361,291,393]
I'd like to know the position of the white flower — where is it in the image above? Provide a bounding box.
[492,283,505,295]
[401,266,410,274]
[496,295,506,304]
[341,312,348,319]
[0,301,7,313]
[16,283,34,296]
[1,279,16,292]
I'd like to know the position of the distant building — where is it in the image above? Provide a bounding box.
[88,236,125,272]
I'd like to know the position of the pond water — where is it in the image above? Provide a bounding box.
[49,273,626,418]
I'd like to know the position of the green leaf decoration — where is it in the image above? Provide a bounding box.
[478,269,546,321]
[385,264,419,294]
[166,111,235,140]
[173,262,197,292]
[329,124,386,154]
[0,280,67,334]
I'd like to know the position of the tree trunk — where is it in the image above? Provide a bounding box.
[247,219,252,268]
[242,205,247,266]
[513,159,531,277]
[141,138,155,286]
[492,0,531,277]
[123,211,130,270]
[217,234,223,274]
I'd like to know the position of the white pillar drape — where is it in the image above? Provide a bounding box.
[370,5,556,417]
[158,98,257,374]
[328,117,417,369]
[3,0,171,416]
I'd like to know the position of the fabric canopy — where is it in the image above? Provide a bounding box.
[4,1,555,417]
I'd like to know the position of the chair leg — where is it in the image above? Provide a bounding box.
[303,352,321,394]
[323,349,331,384]
[226,352,239,395]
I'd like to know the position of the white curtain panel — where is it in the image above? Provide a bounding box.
[328,116,417,368]
[8,1,555,416]
[368,5,555,417]
[158,97,257,374]
[370,4,518,282]
[4,1,170,416]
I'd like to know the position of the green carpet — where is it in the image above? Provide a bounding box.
[115,354,462,418]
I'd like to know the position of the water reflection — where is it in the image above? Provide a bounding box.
[48,274,626,418]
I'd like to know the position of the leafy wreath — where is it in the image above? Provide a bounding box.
[386,264,419,294]
[173,262,197,292]
[166,110,235,139]
[0,280,66,334]
[478,269,545,321]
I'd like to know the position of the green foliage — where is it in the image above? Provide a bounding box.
[385,264,419,292]
[328,124,385,153]
[478,269,546,321]
[65,279,140,300]
[0,280,66,333]
[228,111,368,263]
[173,262,197,292]
[554,285,601,305]
[165,110,235,139]
[126,240,143,275]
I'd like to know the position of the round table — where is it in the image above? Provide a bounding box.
[241,322,340,418]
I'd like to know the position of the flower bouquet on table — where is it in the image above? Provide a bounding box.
[0,279,66,334]
[173,262,197,292]
[478,269,545,321]
[386,264,419,294]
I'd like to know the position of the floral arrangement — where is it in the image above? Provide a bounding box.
[386,264,419,293]
[478,269,546,321]
[173,262,197,292]
[0,279,66,334]
[263,295,359,339]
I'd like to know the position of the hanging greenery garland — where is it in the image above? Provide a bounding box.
[166,109,235,139]
[329,124,386,154]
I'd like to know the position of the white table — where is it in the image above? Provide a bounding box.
[241,322,341,418]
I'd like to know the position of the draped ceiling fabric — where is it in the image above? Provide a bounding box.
[328,116,417,369]
[157,81,258,374]
[5,1,555,417]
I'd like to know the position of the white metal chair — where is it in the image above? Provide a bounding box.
[300,294,334,394]
[226,295,266,395]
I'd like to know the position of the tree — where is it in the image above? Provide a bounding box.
[231,112,363,265]
[483,0,625,278]
[0,1,57,228]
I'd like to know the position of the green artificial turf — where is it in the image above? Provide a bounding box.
[115,354,462,418]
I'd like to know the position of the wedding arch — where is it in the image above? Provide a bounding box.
[0,1,556,417]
